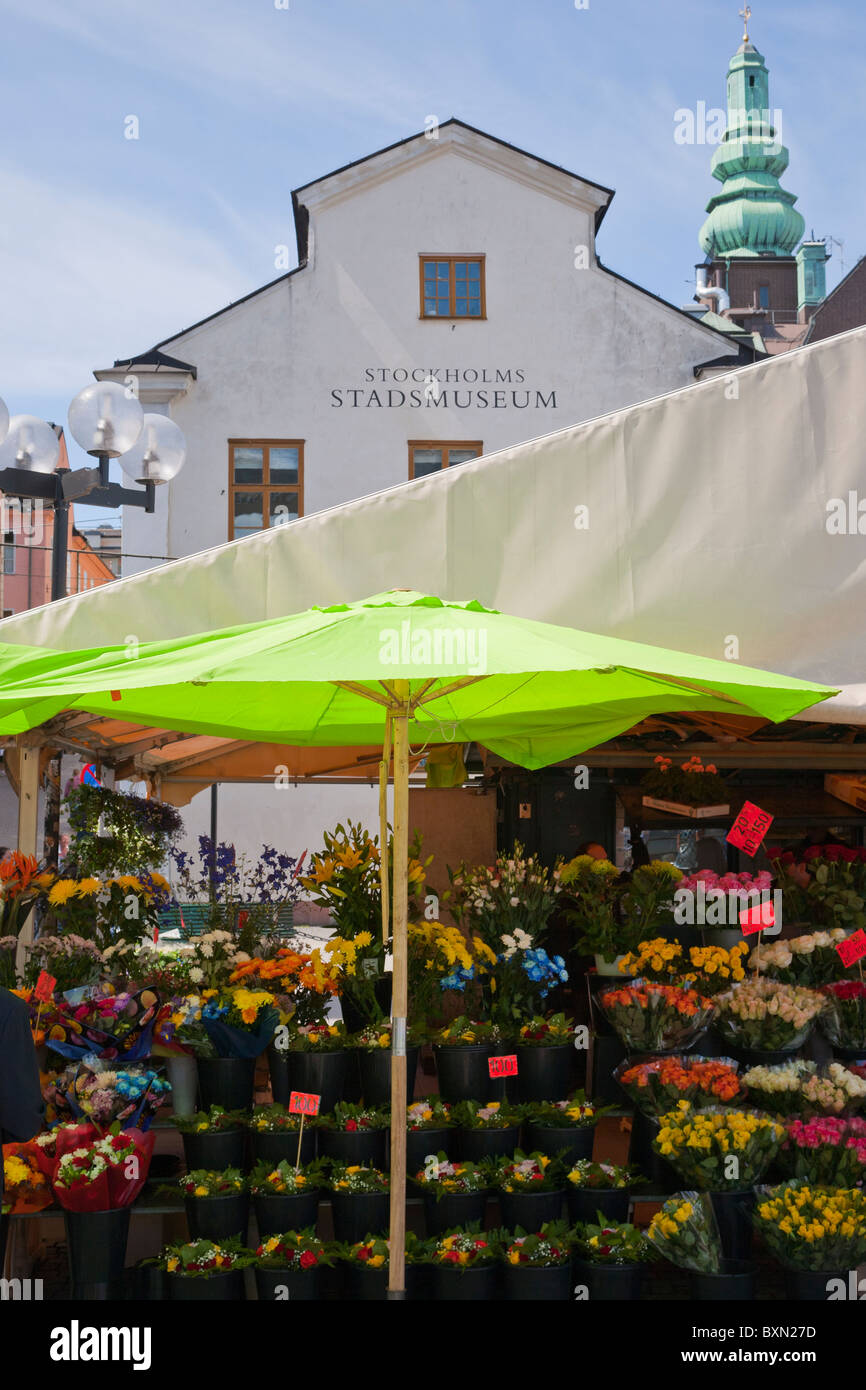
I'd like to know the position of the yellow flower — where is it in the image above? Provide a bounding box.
[354,931,373,948]
[166,1257,179,1272]
[369,1253,385,1268]
[76,877,101,897]
[194,1185,208,1197]
[48,879,79,905]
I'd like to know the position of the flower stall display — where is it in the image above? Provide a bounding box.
[317,1102,390,1166]
[742,1059,866,1117]
[748,930,851,987]
[23,935,103,995]
[178,1167,249,1241]
[248,1103,319,1165]
[452,1099,524,1161]
[819,980,866,1052]
[615,1056,743,1117]
[412,1152,491,1233]
[780,1116,866,1185]
[43,1063,170,1129]
[248,1158,325,1235]
[327,1164,390,1244]
[160,1238,254,1302]
[432,1017,502,1103]
[616,938,749,992]
[714,978,826,1059]
[492,1151,566,1230]
[406,1097,455,1171]
[170,836,305,953]
[566,1160,640,1223]
[513,1012,574,1101]
[753,1181,866,1297]
[173,1106,248,1170]
[573,1217,654,1300]
[420,1228,499,1301]
[254,1229,335,1301]
[523,1095,609,1165]
[278,1023,349,1114]
[654,1103,785,1191]
[772,844,866,934]
[500,1221,572,1301]
[640,754,729,816]
[599,981,715,1052]
[559,853,624,963]
[350,1021,422,1105]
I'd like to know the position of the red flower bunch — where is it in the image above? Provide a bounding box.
[825,981,866,1002]
[783,1116,866,1185]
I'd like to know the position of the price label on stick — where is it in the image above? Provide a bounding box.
[726,801,774,858]
[289,1090,321,1117]
[739,902,775,936]
[488,1055,518,1079]
[34,971,56,1002]
[837,930,866,969]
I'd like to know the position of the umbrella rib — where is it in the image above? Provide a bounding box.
[624,668,752,709]
[414,675,488,708]
[332,680,394,709]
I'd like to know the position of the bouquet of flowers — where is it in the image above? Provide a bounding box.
[799,1064,866,1116]
[503,1222,571,1267]
[172,1106,248,1136]
[350,1021,423,1051]
[196,985,279,1059]
[446,845,562,949]
[819,980,866,1049]
[599,981,715,1052]
[44,987,161,1062]
[617,939,749,994]
[248,1104,321,1138]
[526,1096,607,1129]
[154,995,213,1057]
[407,918,496,1021]
[575,1217,654,1264]
[283,1023,346,1051]
[566,1160,637,1191]
[1,1145,52,1215]
[248,1158,327,1196]
[51,1128,154,1211]
[654,1103,785,1190]
[518,1013,573,1046]
[229,946,341,1027]
[44,1062,170,1130]
[742,1060,866,1116]
[422,1229,497,1270]
[103,942,198,996]
[341,1234,423,1271]
[255,1229,334,1270]
[161,1238,254,1277]
[327,1164,389,1194]
[406,1098,453,1132]
[492,1151,565,1193]
[23,935,103,994]
[715,978,825,1053]
[318,1103,389,1133]
[772,845,866,934]
[559,854,623,958]
[452,1100,523,1131]
[753,1181,866,1270]
[748,931,850,987]
[645,1192,723,1274]
[184,930,245,991]
[412,1153,490,1198]
[433,1016,500,1046]
[620,862,684,939]
[780,1116,866,1186]
[0,852,54,939]
[615,1056,742,1117]
[179,1168,245,1198]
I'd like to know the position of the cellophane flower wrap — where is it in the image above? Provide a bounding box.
[493,1150,565,1192]
[51,1128,154,1211]
[162,1237,254,1277]
[567,1160,637,1190]
[743,1060,866,1117]
[780,1116,866,1185]
[646,1192,723,1274]
[753,1180,866,1271]
[599,980,715,1052]
[654,1102,785,1190]
[412,1152,490,1198]
[748,930,850,987]
[43,1061,170,1130]
[503,1222,571,1267]
[44,986,160,1062]
[328,1163,389,1193]
[256,1228,334,1270]
[199,986,279,1058]
[615,1055,742,1117]
[249,1158,327,1195]
[715,978,825,1052]
[180,1167,245,1198]
[819,980,866,1048]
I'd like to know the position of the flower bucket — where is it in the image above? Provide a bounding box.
[429,1264,499,1301]
[344,1263,423,1301]
[628,1110,681,1193]
[255,1265,324,1301]
[253,1190,321,1237]
[499,1189,566,1232]
[709,1190,755,1262]
[690,1259,756,1301]
[287,1050,348,1115]
[525,1122,593,1167]
[406,1127,455,1173]
[318,1126,388,1168]
[513,1044,573,1102]
[64,1208,131,1300]
[185,1192,250,1243]
[730,1044,809,1068]
[168,1270,245,1301]
[567,1186,630,1224]
[785,1268,849,1301]
[572,1257,644,1301]
[831,1045,866,1063]
[197,1057,256,1112]
[267,1045,292,1106]
[422,1190,488,1236]
[182,1127,246,1172]
[457,1125,522,1162]
[502,1263,572,1301]
[432,1044,493,1102]
[330,1190,390,1245]
[251,1127,316,1167]
[358,1046,420,1105]
[166,1055,199,1119]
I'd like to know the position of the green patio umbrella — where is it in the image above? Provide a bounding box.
[0,590,836,1294]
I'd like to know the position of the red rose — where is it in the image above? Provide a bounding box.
[357,1246,370,1261]
[599,1245,611,1257]
[839,847,858,862]
[299,1250,317,1269]
[778,851,795,866]
[346,1120,358,1131]
[824,845,842,862]
[803,845,823,861]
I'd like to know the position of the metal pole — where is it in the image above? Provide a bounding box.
[51,498,69,602]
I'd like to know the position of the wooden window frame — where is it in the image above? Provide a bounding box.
[408,440,484,480]
[419,255,486,320]
[228,438,305,540]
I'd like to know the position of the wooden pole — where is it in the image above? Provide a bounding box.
[379,710,391,944]
[387,683,409,1298]
[14,736,41,979]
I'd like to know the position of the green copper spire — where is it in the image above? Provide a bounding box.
[699,21,805,258]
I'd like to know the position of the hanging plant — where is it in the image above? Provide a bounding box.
[65,785,183,877]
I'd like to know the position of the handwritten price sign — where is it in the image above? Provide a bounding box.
[289,1091,321,1116]
[488,1055,518,1078]
[34,971,56,1002]
[727,801,774,858]
[837,930,866,969]
[739,902,775,936]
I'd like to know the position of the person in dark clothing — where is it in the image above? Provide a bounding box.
[0,987,45,1273]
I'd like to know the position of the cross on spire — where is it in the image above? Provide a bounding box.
[739,4,752,41]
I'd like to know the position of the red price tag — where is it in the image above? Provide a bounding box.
[836,930,866,968]
[34,971,56,1002]
[488,1054,518,1078]
[726,801,774,858]
[289,1090,321,1116]
[739,902,775,935]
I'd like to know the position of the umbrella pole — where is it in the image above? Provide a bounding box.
[387,683,409,1298]
[379,710,391,944]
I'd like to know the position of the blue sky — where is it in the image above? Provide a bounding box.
[0,0,862,523]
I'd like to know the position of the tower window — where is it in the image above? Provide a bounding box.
[749,75,755,86]
[758,285,770,309]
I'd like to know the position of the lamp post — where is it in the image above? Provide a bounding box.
[0,382,186,600]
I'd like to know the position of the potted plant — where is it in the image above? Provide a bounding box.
[573,1216,654,1300]
[598,982,716,1054]
[351,1022,421,1105]
[406,1097,456,1172]
[646,1192,755,1300]
[566,1160,639,1224]
[819,980,866,1059]
[753,1180,866,1300]
[513,1014,575,1101]
[715,978,826,1065]
[248,1102,318,1165]
[339,1233,425,1301]
[559,854,624,972]
[253,1228,334,1300]
[248,1158,324,1236]
[492,1151,566,1231]
[780,1115,866,1185]
[432,1017,501,1102]
[411,1152,491,1234]
[179,1168,249,1242]
[162,1238,253,1301]
[500,1221,572,1301]
[317,1102,389,1167]
[282,1023,349,1114]
[327,1163,390,1245]
[452,1099,523,1161]
[421,1227,500,1301]
[173,1106,248,1171]
[524,1094,607,1165]
[639,755,729,818]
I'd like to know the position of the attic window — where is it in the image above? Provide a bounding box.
[420,256,486,319]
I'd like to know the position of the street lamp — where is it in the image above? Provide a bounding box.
[0,384,186,600]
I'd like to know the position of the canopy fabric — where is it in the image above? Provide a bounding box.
[0,593,834,767]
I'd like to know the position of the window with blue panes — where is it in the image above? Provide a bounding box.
[420,256,485,318]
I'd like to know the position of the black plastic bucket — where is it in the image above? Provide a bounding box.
[197,1057,257,1112]
[422,1189,488,1235]
[64,1208,130,1300]
[185,1192,250,1242]
[690,1259,757,1300]
[252,1189,320,1237]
